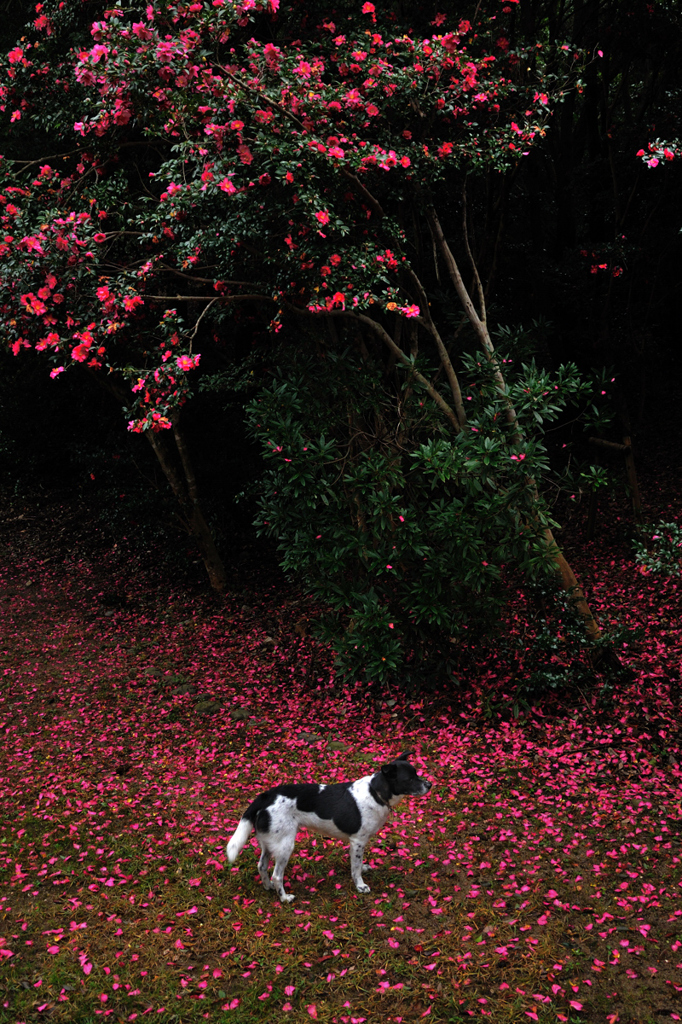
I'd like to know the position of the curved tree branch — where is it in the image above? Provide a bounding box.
[462,177,487,324]
[425,204,601,642]
[340,167,385,218]
[402,266,467,426]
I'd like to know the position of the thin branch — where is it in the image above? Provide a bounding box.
[216,64,307,132]
[425,207,601,639]
[143,285,460,431]
[353,313,461,432]
[426,204,518,438]
[340,167,385,218]
[157,265,257,287]
[402,266,467,426]
[93,231,146,239]
[7,147,86,169]
[188,297,218,351]
[462,177,487,324]
[261,297,460,431]
[143,293,274,302]
[219,67,387,224]
[7,140,165,173]
[431,223,441,284]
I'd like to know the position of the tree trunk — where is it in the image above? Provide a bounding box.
[426,205,604,643]
[145,424,227,594]
[92,371,228,594]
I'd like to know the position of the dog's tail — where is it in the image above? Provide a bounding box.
[226,817,253,864]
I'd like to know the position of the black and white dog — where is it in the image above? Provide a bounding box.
[226,751,431,902]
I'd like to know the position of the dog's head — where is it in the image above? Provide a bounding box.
[381,751,431,798]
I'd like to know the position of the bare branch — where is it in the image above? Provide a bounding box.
[462,177,487,324]
[188,297,218,352]
[157,265,257,287]
[402,266,467,426]
[349,313,462,433]
[217,64,307,132]
[340,167,385,218]
[143,293,274,302]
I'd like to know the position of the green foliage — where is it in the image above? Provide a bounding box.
[246,328,602,688]
[633,522,682,577]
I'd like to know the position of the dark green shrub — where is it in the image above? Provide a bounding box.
[247,330,604,689]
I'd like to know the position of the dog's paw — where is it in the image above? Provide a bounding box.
[279,893,295,903]
[355,881,371,895]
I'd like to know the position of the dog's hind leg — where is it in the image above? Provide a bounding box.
[270,834,296,903]
[257,842,273,891]
[349,838,371,894]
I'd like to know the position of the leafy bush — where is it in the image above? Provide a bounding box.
[247,328,603,689]
[633,522,682,577]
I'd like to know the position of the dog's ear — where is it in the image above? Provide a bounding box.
[382,751,414,775]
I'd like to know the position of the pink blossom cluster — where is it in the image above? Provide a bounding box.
[636,141,680,168]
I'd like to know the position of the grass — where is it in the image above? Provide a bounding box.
[2,509,682,1022]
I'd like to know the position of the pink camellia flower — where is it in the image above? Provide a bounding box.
[72,343,91,362]
[177,353,201,371]
[362,3,375,12]
[263,43,281,65]
[93,232,107,243]
[315,210,330,225]
[132,21,153,40]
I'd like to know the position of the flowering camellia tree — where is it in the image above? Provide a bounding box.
[636,140,682,169]
[0,0,608,680]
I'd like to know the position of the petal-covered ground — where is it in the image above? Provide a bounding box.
[1,490,681,1023]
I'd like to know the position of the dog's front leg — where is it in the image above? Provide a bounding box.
[349,838,371,894]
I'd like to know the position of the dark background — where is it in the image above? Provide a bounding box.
[1,0,680,583]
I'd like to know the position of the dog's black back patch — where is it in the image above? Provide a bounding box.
[242,781,363,836]
[294,784,323,813]
[316,783,362,835]
[243,783,318,822]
